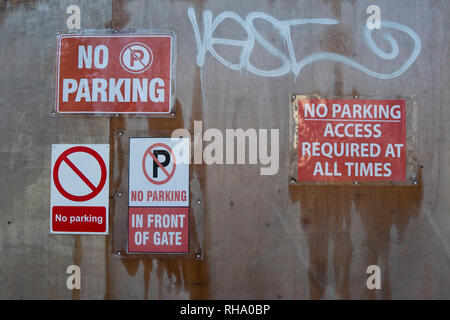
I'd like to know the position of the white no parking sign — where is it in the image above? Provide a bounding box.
[128,138,190,253]
[50,144,110,234]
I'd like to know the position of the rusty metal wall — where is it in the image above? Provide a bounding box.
[0,0,449,299]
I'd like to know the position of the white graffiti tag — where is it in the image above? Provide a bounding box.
[187,7,421,79]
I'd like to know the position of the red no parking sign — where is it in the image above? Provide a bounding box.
[50,144,110,234]
[55,33,175,115]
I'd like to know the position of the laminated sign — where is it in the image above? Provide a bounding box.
[128,138,190,253]
[55,33,175,114]
[294,98,407,183]
[50,144,109,234]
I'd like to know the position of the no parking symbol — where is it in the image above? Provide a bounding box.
[120,42,153,74]
[129,138,189,207]
[142,143,176,185]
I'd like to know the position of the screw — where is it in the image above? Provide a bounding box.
[51,111,56,116]
[117,251,122,255]
[117,131,123,136]
[290,178,297,184]
[354,181,359,185]
[413,180,418,185]
[292,95,296,100]
[113,29,118,33]
[117,191,123,197]
[171,111,175,116]
[194,248,202,259]
[354,95,359,99]
[197,199,201,204]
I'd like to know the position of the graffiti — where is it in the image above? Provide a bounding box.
[187,7,421,79]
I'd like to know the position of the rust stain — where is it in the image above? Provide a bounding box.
[147,99,184,131]
[322,0,357,18]
[121,258,141,276]
[186,67,211,299]
[118,67,211,300]
[105,0,131,300]
[289,31,356,299]
[72,235,82,300]
[353,175,423,299]
[151,64,211,299]
[142,260,153,299]
[290,186,353,299]
[320,14,353,59]
[291,25,423,298]
[108,0,131,30]
[105,115,127,300]
[290,178,422,299]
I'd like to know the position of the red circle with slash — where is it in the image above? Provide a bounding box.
[142,143,176,185]
[53,146,107,202]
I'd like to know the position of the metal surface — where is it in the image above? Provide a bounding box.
[289,94,419,186]
[0,0,449,300]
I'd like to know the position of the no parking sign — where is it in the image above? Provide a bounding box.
[129,138,189,207]
[55,33,175,115]
[50,144,109,234]
[128,138,190,253]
